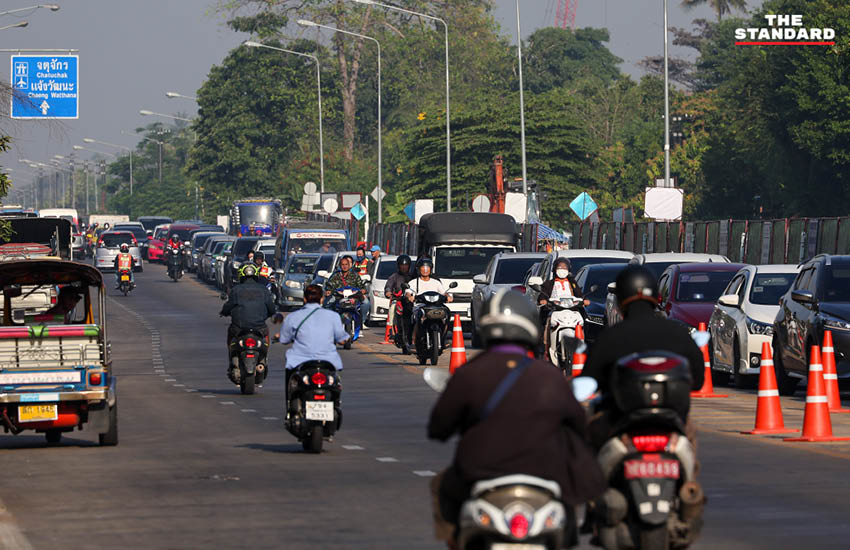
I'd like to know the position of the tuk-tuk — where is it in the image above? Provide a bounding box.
[0,259,117,445]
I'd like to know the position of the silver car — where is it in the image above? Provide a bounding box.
[94,231,142,272]
[279,253,320,310]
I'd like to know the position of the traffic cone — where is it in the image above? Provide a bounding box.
[785,345,850,442]
[821,331,850,413]
[742,342,798,435]
[571,324,586,377]
[691,322,728,398]
[380,309,393,345]
[449,314,467,374]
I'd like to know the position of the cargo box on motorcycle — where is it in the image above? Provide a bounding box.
[610,352,692,422]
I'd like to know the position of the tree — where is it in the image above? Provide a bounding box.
[523,27,622,94]
[681,0,747,22]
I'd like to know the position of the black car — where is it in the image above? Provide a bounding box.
[574,263,628,343]
[773,254,850,395]
[224,236,261,290]
[309,253,335,287]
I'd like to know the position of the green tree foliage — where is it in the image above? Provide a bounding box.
[681,0,747,22]
[523,27,622,93]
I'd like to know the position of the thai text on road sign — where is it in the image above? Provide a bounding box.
[11,55,79,119]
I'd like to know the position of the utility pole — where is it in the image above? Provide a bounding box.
[84,160,90,216]
[69,153,75,211]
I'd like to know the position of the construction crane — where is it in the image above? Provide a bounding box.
[554,0,577,30]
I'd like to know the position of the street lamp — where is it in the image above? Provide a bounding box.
[165,91,198,101]
[352,0,452,211]
[121,130,164,186]
[139,109,192,123]
[85,137,134,217]
[244,40,325,193]
[0,21,28,31]
[0,4,59,16]
[515,0,528,199]
[74,146,115,213]
[662,0,671,188]
[298,18,383,223]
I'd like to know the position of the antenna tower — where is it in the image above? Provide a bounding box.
[554,0,577,30]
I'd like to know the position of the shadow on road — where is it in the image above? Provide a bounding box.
[236,442,305,454]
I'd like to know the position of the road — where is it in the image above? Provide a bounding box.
[0,264,848,549]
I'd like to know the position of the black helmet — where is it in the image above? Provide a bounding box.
[396,254,411,269]
[416,257,433,272]
[552,257,571,274]
[253,250,265,265]
[478,289,539,348]
[615,265,659,313]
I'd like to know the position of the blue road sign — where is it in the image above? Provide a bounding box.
[350,202,366,221]
[403,201,415,222]
[11,55,78,119]
[569,192,598,221]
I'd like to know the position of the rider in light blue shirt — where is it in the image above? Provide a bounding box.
[276,284,349,372]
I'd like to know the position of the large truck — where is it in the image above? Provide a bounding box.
[274,221,351,269]
[87,214,129,228]
[230,198,283,237]
[416,212,518,322]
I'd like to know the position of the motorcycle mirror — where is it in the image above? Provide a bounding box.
[571,376,598,402]
[528,283,541,293]
[692,330,710,349]
[423,367,450,392]
[219,292,228,301]
[589,284,599,294]
[362,274,372,283]
[448,281,459,289]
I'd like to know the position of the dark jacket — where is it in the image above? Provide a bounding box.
[385,271,413,297]
[584,301,705,395]
[539,275,583,302]
[428,349,605,505]
[220,278,276,330]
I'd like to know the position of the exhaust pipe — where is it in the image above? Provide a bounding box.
[679,480,705,523]
[256,363,266,373]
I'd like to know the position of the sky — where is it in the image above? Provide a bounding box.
[1,0,750,203]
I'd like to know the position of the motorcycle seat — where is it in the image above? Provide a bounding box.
[294,360,337,372]
[471,475,561,499]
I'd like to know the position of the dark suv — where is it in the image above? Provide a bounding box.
[773,254,850,395]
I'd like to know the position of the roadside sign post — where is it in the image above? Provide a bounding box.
[11,54,79,119]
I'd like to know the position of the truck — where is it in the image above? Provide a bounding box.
[87,214,129,229]
[416,212,518,322]
[273,221,351,270]
[230,198,283,237]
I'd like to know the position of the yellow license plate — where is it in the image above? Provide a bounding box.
[19,404,58,423]
[121,275,130,281]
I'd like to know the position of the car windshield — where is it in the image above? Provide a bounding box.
[493,257,542,284]
[435,247,513,279]
[114,225,147,242]
[139,218,171,231]
[101,233,134,247]
[314,254,333,273]
[237,204,276,226]
[153,227,169,240]
[193,234,219,249]
[287,256,317,274]
[288,235,347,254]
[211,241,230,255]
[168,228,196,242]
[581,264,628,300]
[258,245,275,257]
[565,256,631,274]
[376,260,398,279]
[676,271,737,302]
[232,238,259,259]
[822,266,850,302]
[749,273,795,305]
[644,261,679,281]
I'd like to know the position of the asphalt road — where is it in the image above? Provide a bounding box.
[0,264,848,549]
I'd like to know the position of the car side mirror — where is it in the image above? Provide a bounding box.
[791,289,815,305]
[607,282,617,294]
[146,230,153,237]
[718,294,740,308]
[448,281,459,289]
[317,270,330,279]
[527,276,544,287]
[472,273,487,285]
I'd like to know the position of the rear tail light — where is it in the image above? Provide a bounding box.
[509,513,529,538]
[313,394,326,400]
[511,285,527,294]
[632,434,670,452]
[89,372,102,385]
[311,372,328,386]
[244,337,258,348]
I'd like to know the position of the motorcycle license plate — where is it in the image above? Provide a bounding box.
[121,275,130,281]
[19,404,58,423]
[624,458,680,479]
[491,545,546,550]
[305,401,334,421]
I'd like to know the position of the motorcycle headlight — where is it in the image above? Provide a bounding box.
[823,316,850,331]
[746,317,774,336]
[285,279,301,289]
[372,289,382,298]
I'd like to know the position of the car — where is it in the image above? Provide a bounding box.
[279,253,321,310]
[165,223,201,246]
[224,236,261,291]
[189,231,225,272]
[71,233,86,259]
[773,254,850,396]
[308,253,335,287]
[710,264,799,388]
[253,238,279,269]
[657,262,747,333]
[146,224,171,263]
[199,236,234,282]
[574,262,629,343]
[214,241,235,289]
[94,231,143,272]
[526,249,636,307]
[137,216,173,235]
[113,223,149,258]
[470,252,547,347]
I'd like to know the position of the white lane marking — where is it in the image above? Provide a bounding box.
[201,395,215,398]
[262,416,279,421]
[241,409,256,413]
[220,401,235,405]
[185,389,198,393]
[342,445,365,451]
[413,470,437,477]
[164,378,176,382]
[0,497,35,550]
[173,384,185,388]
[376,457,398,463]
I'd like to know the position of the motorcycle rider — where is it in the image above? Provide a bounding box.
[409,257,453,346]
[220,264,277,380]
[583,264,705,450]
[385,255,414,351]
[252,250,272,280]
[113,243,136,289]
[352,247,372,327]
[537,257,588,363]
[324,256,367,330]
[428,289,605,547]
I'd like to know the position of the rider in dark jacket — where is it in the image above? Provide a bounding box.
[220,264,276,364]
[385,255,414,350]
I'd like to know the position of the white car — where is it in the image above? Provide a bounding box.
[709,264,799,388]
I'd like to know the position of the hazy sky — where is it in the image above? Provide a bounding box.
[1,0,747,200]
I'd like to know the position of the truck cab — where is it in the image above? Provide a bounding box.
[417,213,518,322]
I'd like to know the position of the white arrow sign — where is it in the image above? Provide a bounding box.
[39,100,50,115]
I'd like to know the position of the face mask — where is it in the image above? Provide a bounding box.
[556,269,569,279]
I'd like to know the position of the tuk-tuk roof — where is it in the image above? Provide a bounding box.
[0,259,102,287]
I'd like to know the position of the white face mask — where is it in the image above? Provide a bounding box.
[556,269,569,279]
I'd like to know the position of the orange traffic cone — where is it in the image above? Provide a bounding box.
[571,324,586,377]
[785,345,850,442]
[743,342,798,435]
[380,308,393,345]
[449,314,467,374]
[691,322,728,398]
[821,331,850,413]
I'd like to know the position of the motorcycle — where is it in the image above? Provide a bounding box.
[227,328,268,395]
[329,286,362,350]
[413,282,458,366]
[545,295,585,372]
[591,349,704,550]
[390,290,411,355]
[166,245,184,282]
[285,360,342,453]
[423,367,598,549]
[117,268,133,296]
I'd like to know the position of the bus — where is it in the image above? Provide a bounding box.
[229,198,283,237]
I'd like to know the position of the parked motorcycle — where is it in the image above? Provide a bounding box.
[591,350,703,549]
[329,286,362,350]
[413,281,458,366]
[227,328,268,395]
[545,295,585,371]
[285,360,342,453]
[166,245,184,282]
[117,268,133,296]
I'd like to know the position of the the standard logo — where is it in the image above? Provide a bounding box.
[735,14,835,45]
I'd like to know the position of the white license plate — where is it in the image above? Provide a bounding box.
[491,545,546,550]
[305,401,334,421]
[624,459,680,479]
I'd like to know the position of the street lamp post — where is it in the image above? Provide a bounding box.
[0,5,59,17]
[352,0,452,211]
[73,146,116,213]
[298,19,383,223]
[515,0,528,199]
[244,41,326,194]
[165,91,198,101]
[0,21,29,31]
[663,0,671,188]
[139,109,192,123]
[122,130,164,187]
[84,137,133,217]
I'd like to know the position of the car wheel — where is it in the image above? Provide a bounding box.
[773,335,799,396]
[710,337,731,387]
[733,338,757,389]
[470,311,481,349]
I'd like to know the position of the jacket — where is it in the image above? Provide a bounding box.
[385,271,413,297]
[584,301,705,395]
[325,269,365,294]
[114,253,135,271]
[353,257,371,277]
[220,278,276,330]
[539,275,583,302]
[428,348,605,505]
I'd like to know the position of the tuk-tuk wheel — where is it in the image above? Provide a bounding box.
[45,429,62,445]
[99,404,118,446]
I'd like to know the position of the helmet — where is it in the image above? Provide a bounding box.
[416,257,433,272]
[120,243,129,252]
[552,257,571,274]
[615,265,660,313]
[396,254,411,269]
[253,250,265,265]
[478,289,539,348]
[239,264,258,282]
